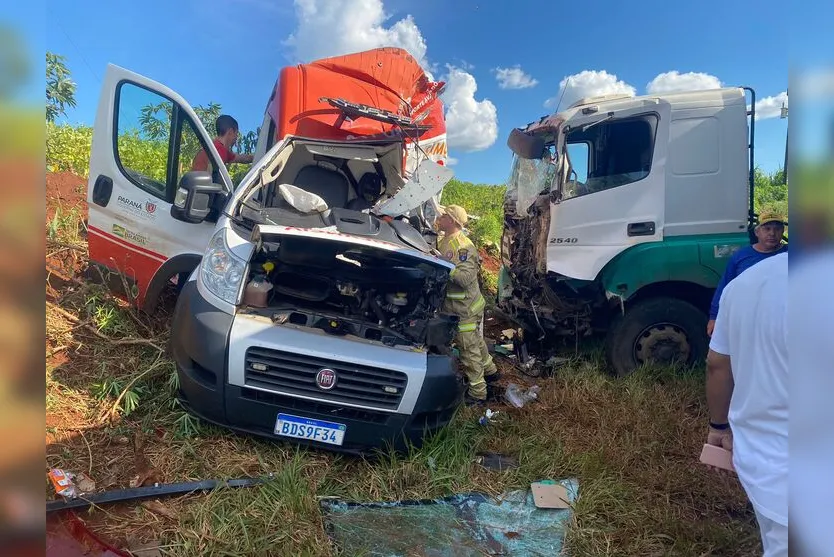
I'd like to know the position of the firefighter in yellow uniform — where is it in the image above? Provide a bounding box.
[435,204,499,405]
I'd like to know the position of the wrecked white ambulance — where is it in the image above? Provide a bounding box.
[85,48,466,453]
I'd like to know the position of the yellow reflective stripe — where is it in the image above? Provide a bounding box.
[458,322,477,332]
[447,292,466,300]
[470,295,485,314]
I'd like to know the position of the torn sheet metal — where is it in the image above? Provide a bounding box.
[320,479,579,556]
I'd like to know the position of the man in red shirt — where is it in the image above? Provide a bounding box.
[192,114,253,172]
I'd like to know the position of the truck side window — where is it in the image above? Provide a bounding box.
[114,82,174,200]
[562,114,658,200]
[564,142,590,198]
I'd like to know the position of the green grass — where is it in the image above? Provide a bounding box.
[47,205,83,246]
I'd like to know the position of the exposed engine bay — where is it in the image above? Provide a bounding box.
[227,134,459,354]
[240,227,459,354]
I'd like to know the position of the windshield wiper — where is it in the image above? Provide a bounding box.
[319,97,432,136]
[580,112,615,132]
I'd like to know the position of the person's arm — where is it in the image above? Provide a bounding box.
[705,287,734,450]
[232,153,253,164]
[707,252,739,334]
[449,246,479,289]
[706,350,733,427]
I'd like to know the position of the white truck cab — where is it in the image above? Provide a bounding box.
[501,86,765,375]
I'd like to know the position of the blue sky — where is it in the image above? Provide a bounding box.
[33,0,830,184]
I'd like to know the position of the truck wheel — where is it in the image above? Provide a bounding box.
[605,297,708,377]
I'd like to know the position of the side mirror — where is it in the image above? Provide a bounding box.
[172,171,228,224]
[507,128,546,159]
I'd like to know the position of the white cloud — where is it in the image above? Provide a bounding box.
[441,66,498,152]
[544,70,635,109]
[284,0,429,70]
[493,65,538,90]
[646,70,722,94]
[753,91,789,120]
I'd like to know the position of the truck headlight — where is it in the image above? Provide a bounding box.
[200,230,246,305]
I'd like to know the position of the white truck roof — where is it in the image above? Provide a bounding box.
[567,87,747,114]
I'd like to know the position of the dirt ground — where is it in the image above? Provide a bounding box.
[46,172,88,222]
[478,247,501,274]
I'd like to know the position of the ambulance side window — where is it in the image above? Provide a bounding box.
[174,116,211,188]
[114,82,174,200]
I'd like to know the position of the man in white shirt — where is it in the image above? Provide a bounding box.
[705,252,788,556]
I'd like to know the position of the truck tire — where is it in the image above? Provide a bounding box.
[605,297,708,377]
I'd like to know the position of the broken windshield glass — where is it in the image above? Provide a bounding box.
[506,147,557,216]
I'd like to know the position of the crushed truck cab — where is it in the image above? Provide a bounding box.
[500,87,763,375]
[86,48,465,453]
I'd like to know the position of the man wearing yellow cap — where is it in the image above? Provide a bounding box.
[435,204,499,405]
[707,210,788,336]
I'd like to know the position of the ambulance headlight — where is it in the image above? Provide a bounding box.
[200,230,246,305]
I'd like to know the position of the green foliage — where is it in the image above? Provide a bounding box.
[46,122,92,175]
[91,378,148,417]
[46,52,77,122]
[47,121,254,187]
[441,179,506,247]
[47,205,83,245]
[753,166,788,217]
[116,129,169,185]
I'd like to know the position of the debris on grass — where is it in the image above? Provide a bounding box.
[493,343,514,355]
[320,479,579,556]
[140,500,177,520]
[46,477,270,513]
[74,472,96,494]
[504,383,541,408]
[474,452,518,472]
[478,408,500,426]
[48,468,78,499]
[531,480,572,509]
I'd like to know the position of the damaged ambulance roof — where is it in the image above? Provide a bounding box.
[266,47,447,146]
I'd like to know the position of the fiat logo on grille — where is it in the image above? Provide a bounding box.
[315,368,337,390]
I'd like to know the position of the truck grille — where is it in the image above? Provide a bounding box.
[244,347,408,410]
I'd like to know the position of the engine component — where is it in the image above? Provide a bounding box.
[386,292,408,306]
[337,281,359,297]
[273,271,331,302]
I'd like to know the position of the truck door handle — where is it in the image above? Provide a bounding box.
[627,221,655,236]
[92,174,113,207]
